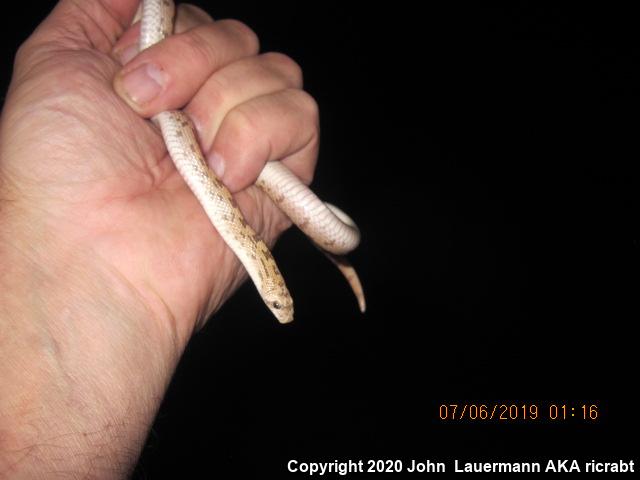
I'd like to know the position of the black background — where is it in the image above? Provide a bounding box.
[2,1,638,478]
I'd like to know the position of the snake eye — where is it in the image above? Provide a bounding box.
[272,301,282,310]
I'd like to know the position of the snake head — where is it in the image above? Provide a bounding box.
[264,290,294,324]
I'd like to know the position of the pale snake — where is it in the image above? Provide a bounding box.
[138,0,364,322]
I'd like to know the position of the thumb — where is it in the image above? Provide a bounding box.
[29,0,140,53]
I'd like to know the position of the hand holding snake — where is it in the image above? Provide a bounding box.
[130,0,364,322]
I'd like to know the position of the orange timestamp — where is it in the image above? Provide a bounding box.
[438,403,600,422]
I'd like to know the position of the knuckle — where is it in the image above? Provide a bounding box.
[200,76,228,110]
[218,19,260,54]
[187,76,228,127]
[261,52,303,87]
[224,104,261,142]
[13,36,45,71]
[291,89,320,122]
[177,27,219,68]
[14,40,31,65]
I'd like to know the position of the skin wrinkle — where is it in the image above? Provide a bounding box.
[0,195,179,362]
[39,57,173,186]
[2,422,136,478]
[0,237,173,476]
[67,0,124,52]
[5,66,172,201]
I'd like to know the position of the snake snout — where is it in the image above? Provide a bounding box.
[263,292,294,324]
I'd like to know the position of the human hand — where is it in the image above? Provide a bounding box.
[0,0,318,476]
[2,0,318,338]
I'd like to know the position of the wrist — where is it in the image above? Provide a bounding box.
[0,205,181,477]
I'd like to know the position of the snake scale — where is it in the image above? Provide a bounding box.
[139,0,364,323]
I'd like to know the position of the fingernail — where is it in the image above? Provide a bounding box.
[114,43,139,65]
[119,63,166,106]
[208,152,225,178]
